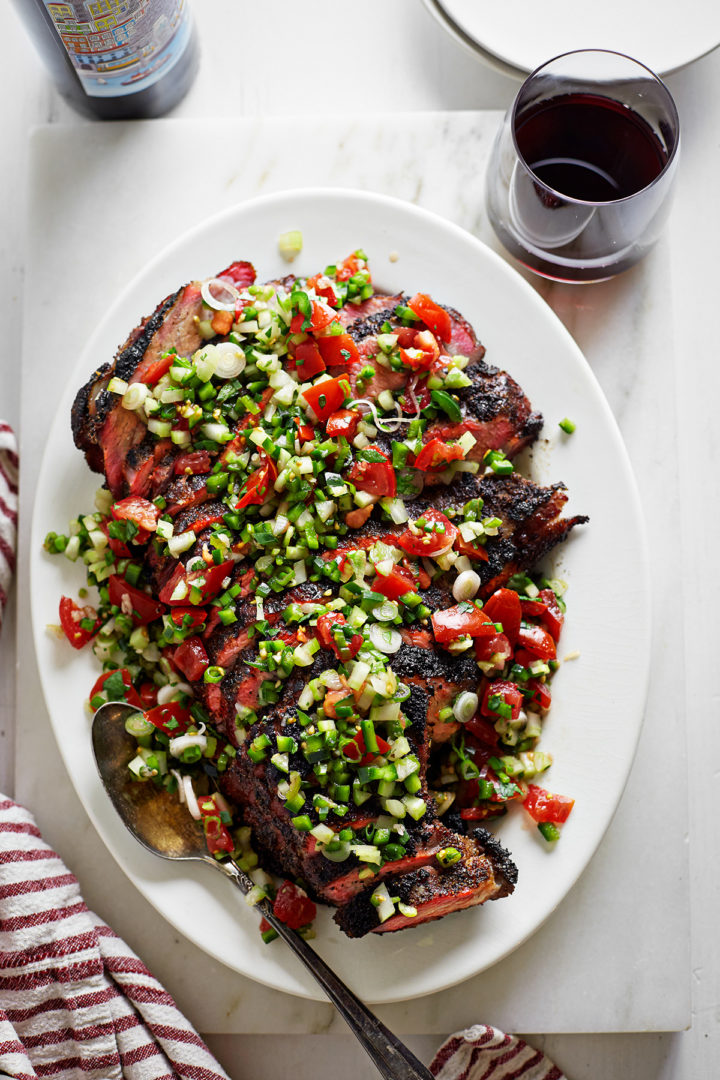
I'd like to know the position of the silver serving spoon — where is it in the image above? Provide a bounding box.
[92,701,434,1080]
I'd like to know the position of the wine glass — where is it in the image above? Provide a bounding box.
[485,50,680,283]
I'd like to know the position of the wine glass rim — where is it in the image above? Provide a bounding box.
[510,48,680,208]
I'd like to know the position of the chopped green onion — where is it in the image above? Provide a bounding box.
[538,821,561,842]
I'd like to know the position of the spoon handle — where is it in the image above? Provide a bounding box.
[223,865,434,1080]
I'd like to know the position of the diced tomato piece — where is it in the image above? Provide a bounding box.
[211,309,234,336]
[432,604,494,644]
[454,534,490,562]
[236,453,278,509]
[390,327,414,348]
[111,495,159,535]
[481,679,523,721]
[273,881,317,929]
[158,559,234,606]
[169,607,208,633]
[138,681,158,709]
[315,612,362,660]
[291,339,327,379]
[143,700,193,736]
[325,408,360,439]
[140,353,176,386]
[317,332,361,368]
[301,375,352,422]
[108,575,165,625]
[59,596,101,649]
[460,807,497,821]
[290,300,337,334]
[408,293,452,343]
[192,560,235,602]
[174,635,210,681]
[323,688,354,719]
[482,588,522,646]
[465,716,500,748]
[523,785,574,824]
[315,611,344,651]
[399,345,435,372]
[202,813,235,855]
[519,591,565,639]
[414,329,441,361]
[526,678,552,710]
[416,565,431,590]
[306,273,339,305]
[174,450,212,475]
[517,624,557,660]
[335,252,369,283]
[100,520,131,558]
[294,418,315,443]
[520,598,546,617]
[474,631,513,666]
[538,588,564,639]
[89,668,143,709]
[400,375,431,413]
[373,566,417,601]
[347,450,396,498]
[396,508,457,557]
[182,508,226,532]
[347,729,392,765]
[413,439,464,473]
[217,260,256,287]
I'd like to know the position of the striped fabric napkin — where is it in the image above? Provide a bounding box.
[0,422,18,633]
[0,797,231,1080]
[431,1026,565,1080]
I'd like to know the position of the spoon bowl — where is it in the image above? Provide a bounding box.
[91,700,434,1080]
[92,699,214,864]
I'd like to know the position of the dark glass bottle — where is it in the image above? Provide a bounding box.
[12,0,198,120]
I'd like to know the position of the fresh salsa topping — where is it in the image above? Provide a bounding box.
[47,248,576,939]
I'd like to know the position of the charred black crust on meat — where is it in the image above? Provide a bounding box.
[347,302,408,343]
[390,645,477,686]
[70,362,111,469]
[71,288,183,462]
[469,826,519,888]
[114,290,183,381]
[333,841,514,937]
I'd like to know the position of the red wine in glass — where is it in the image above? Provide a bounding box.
[516,93,668,203]
[486,51,679,282]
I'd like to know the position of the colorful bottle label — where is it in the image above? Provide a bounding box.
[41,0,191,97]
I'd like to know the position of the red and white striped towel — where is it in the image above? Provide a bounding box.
[0,422,18,633]
[431,1025,565,1080]
[0,796,230,1080]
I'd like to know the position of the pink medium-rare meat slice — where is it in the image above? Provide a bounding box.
[336,294,404,328]
[331,300,541,463]
[443,303,486,362]
[215,683,499,912]
[71,283,205,497]
[424,358,542,464]
[334,827,517,937]
[343,470,587,599]
[319,820,469,906]
[214,648,518,936]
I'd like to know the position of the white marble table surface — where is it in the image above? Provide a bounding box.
[1,4,718,1079]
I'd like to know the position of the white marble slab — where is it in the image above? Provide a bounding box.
[15,113,689,1035]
